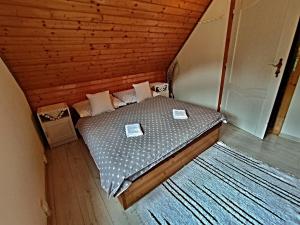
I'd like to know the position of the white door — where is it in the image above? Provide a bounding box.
[222,0,300,139]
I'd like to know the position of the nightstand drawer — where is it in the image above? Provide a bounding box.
[43,118,75,144]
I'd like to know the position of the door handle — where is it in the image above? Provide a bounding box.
[269,58,283,78]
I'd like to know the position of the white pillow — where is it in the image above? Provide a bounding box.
[113,89,137,104]
[72,95,126,117]
[133,81,152,103]
[86,91,115,116]
[72,100,91,118]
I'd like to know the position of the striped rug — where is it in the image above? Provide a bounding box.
[128,142,300,225]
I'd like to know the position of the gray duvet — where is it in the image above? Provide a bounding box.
[76,96,225,197]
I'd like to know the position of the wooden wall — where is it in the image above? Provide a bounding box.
[0,0,211,110]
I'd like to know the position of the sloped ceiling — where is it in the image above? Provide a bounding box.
[0,0,211,109]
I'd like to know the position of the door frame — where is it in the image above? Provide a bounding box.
[217,0,236,112]
[273,56,300,134]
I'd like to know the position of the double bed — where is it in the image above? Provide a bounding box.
[76,96,225,209]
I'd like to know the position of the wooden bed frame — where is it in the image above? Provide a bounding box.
[118,122,222,209]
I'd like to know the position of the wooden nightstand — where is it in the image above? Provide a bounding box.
[37,103,77,148]
[150,82,169,97]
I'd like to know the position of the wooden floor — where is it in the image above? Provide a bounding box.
[220,124,300,177]
[47,123,300,225]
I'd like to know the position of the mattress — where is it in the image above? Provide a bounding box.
[76,96,225,197]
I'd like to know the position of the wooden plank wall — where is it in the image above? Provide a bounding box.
[0,0,211,110]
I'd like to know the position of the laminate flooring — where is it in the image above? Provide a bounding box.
[47,123,300,225]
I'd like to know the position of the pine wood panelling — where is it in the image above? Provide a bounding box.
[0,0,211,110]
[5,53,176,68]
[27,71,165,109]
[0,16,191,34]
[21,65,167,89]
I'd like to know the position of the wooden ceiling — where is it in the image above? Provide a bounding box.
[0,0,211,109]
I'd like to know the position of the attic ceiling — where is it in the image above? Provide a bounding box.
[0,0,211,109]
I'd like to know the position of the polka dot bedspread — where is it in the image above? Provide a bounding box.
[76,96,225,197]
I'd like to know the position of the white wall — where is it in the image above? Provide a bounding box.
[173,0,230,109]
[281,80,300,141]
[0,58,47,225]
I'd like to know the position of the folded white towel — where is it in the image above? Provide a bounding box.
[125,123,143,137]
[173,109,188,119]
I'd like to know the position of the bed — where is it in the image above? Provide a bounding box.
[76,96,225,209]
